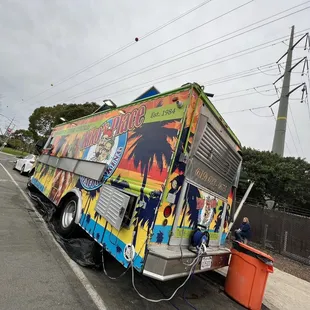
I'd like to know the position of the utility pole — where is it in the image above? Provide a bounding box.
[271,26,295,156]
[0,117,15,152]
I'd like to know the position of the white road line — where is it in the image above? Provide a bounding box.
[0,163,107,310]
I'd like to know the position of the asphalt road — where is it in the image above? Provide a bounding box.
[0,152,245,310]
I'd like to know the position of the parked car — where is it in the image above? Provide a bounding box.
[14,154,36,175]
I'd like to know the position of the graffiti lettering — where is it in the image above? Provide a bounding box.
[194,168,227,194]
[80,176,102,191]
[118,114,130,135]
[134,105,146,128]
[82,105,146,149]
[104,147,123,177]
[82,127,103,149]
[128,109,137,131]
[112,105,146,136]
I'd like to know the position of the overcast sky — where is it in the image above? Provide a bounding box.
[0,0,309,160]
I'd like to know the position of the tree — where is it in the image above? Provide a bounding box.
[28,102,99,139]
[7,129,35,153]
[10,129,34,144]
[238,147,310,211]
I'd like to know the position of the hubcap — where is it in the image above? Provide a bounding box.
[62,200,77,229]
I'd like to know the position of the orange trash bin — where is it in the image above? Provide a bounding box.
[225,241,274,310]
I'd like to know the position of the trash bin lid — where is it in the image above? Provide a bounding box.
[232,241,274,265]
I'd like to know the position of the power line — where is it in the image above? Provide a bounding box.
[87,44,283,102]
[221,105,270,114]
[13,0,215,105]
[43,2,310,104]
[204,57,303,86]
[288,104,305,157]
[257,67,280,76]
[84,36,302,103]
[224,105,294,155]
[213,83,300,101]
[64,33,302,104]
[52,0,215,86]
[41,1,254,102]
[250,109,274,117]
[215,89,275,101]
[287,121,300,157]
[216,83,272,97]
[206,67,278,85]
[87,54,295,104]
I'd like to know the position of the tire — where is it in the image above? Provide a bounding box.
[27,179,33,190]
[28,168,35,177]
[20,165,25,175]
[58,196,78,237]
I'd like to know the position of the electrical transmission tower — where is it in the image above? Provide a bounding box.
[271,25,309,157]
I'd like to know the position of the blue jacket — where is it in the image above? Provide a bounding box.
[240,222,251,239]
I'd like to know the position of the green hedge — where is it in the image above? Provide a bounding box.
[0,147,29,157]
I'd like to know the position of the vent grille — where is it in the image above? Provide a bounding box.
[195,123,241,185]
[95,184,130,230]
[185,106,242,198]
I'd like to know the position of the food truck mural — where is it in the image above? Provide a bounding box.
[32,83,242,279]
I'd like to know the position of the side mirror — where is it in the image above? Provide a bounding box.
[35,140,47,155]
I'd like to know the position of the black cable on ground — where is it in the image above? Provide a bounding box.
[183,274,198,310]
[148,278,181,310]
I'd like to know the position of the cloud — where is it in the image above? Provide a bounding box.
[0,0,309,159]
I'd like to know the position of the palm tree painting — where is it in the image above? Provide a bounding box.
[75,178,101,228]
[38,163,51,180]
[169,126,201,228]
[128,120,178,199]
[110,174,130,190]
[177,184,201,228]
[213,203,228,232]
[127,120,179,245]
[54,135,68,157]
[156,231,164,244]
[134,190,161,229]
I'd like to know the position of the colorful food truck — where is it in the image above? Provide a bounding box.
[31,83,242,281]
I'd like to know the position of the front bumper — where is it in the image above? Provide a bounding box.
[24,163,34,173]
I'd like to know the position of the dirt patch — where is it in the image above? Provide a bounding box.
[226,240,310,283]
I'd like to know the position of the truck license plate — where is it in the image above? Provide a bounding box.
[200,256,212,270]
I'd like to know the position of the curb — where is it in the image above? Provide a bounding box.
[0,151,16,157]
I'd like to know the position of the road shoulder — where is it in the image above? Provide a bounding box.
[0,163,103,310]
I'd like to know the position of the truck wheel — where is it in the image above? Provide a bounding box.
[58,196,78,237]
[27,179,34,190]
